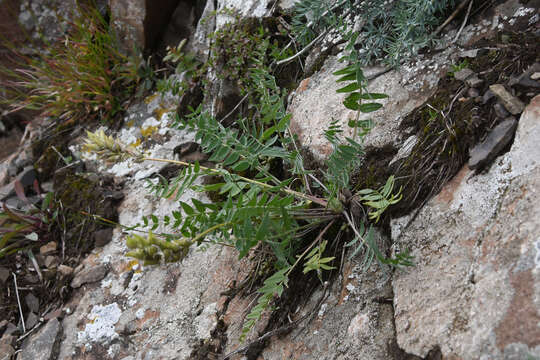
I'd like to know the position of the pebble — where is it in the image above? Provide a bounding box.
[469,117,518,170]
[489,84,526,114]
[71,264,108,288]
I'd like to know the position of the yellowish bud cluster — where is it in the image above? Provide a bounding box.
[125,232,191,265]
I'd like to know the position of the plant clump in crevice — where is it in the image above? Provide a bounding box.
[389,29,539,217]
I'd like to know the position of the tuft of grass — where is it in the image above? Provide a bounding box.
[0,5,145,124]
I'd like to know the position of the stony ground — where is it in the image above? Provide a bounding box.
[0,0,539,359]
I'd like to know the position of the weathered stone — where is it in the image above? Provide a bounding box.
[57,265,74,277]
[392,95,540,358]
[489,84,526,115]
[467,87,480,98]
[18,0,77,43]
[93,228,113,247]
[109,0,181,54]
[454,68,475,81]
[185,0,215,60]
[278,0,300,10]
[3,323,18,336]
[70,264,108,288]
[509,63,540,88]
[0,267,9,283]
[494,102,511,118]
[469,117,518,170]
[288,56,433,161]
[0,343,14,360]
[39,241,56,256]
[215,0,271,28]
[44,256,58,269]
[25,312,39,329]
[465,75,484,88]
[25,293,39,313]
[18,319,61,360]
[0,320,7,334]
[0,333,14,346]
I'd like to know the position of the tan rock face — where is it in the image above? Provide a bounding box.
[392,95,540,359]
[109,0,181,53]
[288,55,442,162]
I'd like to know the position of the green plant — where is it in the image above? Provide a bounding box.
[448,59,470,78]
[85,63,410,340]
[156,39,201,97]
[291,0,456,66]
[0,189,57,259]
[0,5,143,124]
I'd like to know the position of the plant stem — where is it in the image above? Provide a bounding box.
[286,219,335,277]
[143,157,329,207]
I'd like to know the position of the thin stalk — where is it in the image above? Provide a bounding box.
[286,219,335,277]
[143,157,329,207]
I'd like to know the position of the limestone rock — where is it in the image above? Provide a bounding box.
[70,264,108,288]
[454,68,475,81]
[24,293,39,313]
[288,56,434,161]
[392,95,540,358]
[18,319,61,360]
[109,0,181,54]
[489,84,526,115]
[468,117,518,170]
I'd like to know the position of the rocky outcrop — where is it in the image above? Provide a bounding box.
[392,95,540,359]
[109,0,184,53]
[3,1,538,359]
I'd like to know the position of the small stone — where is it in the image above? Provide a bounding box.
[43,308,63,321]
[531,72,540,80]
[509,63,540,89]
[454,68,475,81]
[489,84,526,115]
[25,293,40,313]
[494,102,510,118]
[44,256,58,269]
[482,89,495,104]
[57,265,74,277]
[0,333,14,346]
[0,267,9,283]
[39,242,57,256]
[93,228,113,247]
[460,49,479,58]
[3,323,19,336]
[0,320,8,334]
[71,264,108,288]
[0,343,15,360]
[468,88,480,98]
[465,76,484,88]
[25,312,39,329]
[16,166,37,189]
[18,318,61,360]
[469,118,518,170]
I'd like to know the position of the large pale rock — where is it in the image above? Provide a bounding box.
[288,56,439,161]
[109,0,181,53]
[215,0,271,29]
[18,319,61,360]
[391,95,540,358]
